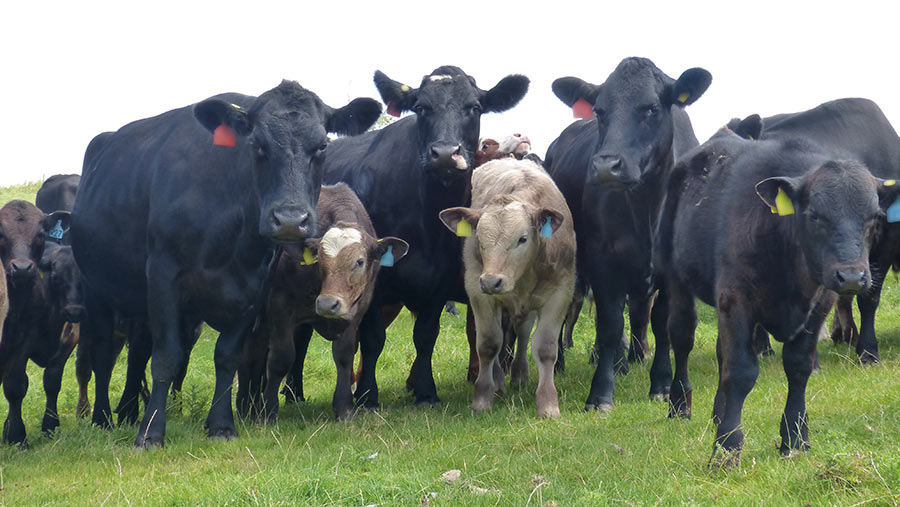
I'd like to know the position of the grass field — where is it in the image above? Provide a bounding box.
[1,184,898,505]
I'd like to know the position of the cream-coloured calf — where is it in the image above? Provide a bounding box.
[440,158,576,418]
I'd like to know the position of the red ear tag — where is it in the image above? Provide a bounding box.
[386,101,401,118]
[572,98,594,119]
[213,124,236,147]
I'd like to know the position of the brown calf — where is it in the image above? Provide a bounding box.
[441,159,576,418]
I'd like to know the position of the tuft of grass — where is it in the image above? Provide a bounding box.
[1,184,899,505]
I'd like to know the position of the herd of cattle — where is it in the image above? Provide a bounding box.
[1,58,899,466]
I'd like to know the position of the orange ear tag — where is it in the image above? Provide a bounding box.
[572,98,593,119]
[213,124,236,147]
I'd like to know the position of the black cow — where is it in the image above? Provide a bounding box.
[71,80,381,447]
[654,129,900,464]
[35,175,80,217]
[0,200,72,444]
[544,57,711,410]
[322,66,529,407]
[757,99,900,363]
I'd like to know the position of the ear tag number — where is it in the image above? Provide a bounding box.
[775,188,795,216]
[380,245,395,267]
[540,217,554,238]
[213,124,236,147]
[49,219,65,239]
[887,197,900,223]
[572,98,593,119]
[300,248,317,266]
[455,218,472,237]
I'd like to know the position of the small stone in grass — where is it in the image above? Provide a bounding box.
[441,469,462,483]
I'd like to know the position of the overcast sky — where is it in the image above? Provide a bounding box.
[1,1,896,187]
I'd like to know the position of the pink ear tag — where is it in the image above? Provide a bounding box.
[213,124,236,147]
[572,98,594,119]
[386,101,401,118]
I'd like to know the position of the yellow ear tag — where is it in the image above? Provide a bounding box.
[400,84,410,92]
[300,248,317,265]
[455,218,472,237]
[677,92,689,104]
[770,206,777,214]
[885,179,896,187]
[775,187,795,216]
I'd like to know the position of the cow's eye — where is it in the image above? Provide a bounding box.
[316,141,328,156]
[517,235,527,246]
[252,143,266,159]
[356,258,365,268]
[643,105,659,119]
[414,104,430,115]
[469,104,482,115]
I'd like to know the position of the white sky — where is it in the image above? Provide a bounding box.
[1,1,897,187]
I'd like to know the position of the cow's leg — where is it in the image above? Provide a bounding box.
[554,325,566,374]
[471,297,503,413]
[2,354,29,445]
[830,295,858,345]
[627,291,653,363]
[261,315,297,424]
[855,286,882,364]
[465,306,478,382]
[534,294,568,419]
[75,339,92,418]
[84,289,117,429]
[510,314,535,389]
[585,282,626,412]
[780,327,818,456]
[709,293,757,467]
[668,286,697,418]
[753,325,775,357]
[41,334,77,436]
[204,312,254,440]
[648,286,672,401]
[563,279,585,350]
[411,301,444,406]
[332,326,356,421]
[169,322,200,412]
[117,325,151,426]
[355,305,386,409]
[498,310,515,373]
[282,325,312,405]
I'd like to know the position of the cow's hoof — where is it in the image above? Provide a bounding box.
[415,398,442,408]
[649,393,669,403]
[760,348,775,357]
[858,352,879,365]
[538,406,560,419]
[134,433,164,448]
[207,427,238,440]
[708,446,741,469]
[91,413,113,429]
[585,402,613,413]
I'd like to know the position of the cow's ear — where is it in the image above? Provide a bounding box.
[193,99,251,137]
[731,114,762,140]
[667,68,712,107]
[44,210,71,240]
[374,237,409,267]
[756,176,802,216]
[439,207,481,237]
[326,97,382,136]
[481,74,530,113]
[551,77,599,108]
[374,70,417,116]
[877,178,900,223]
[534,208,564,238]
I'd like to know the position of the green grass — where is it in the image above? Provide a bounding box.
[2,188,899,505]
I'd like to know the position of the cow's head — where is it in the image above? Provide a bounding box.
[756,160,900,295]
[440,199,563,295]
[0,200,69,290]
[552,58,711,186]
[374,66,529,182]
[40,243,84,322]
[194,81,382,243]
[301,222,408,320]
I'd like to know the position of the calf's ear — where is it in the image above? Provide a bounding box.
[731,114,762,140]
[327,98,383,136]
[374,237,410,267]
[193,99,251,138]
[481,74,530,113]
[877,178,900,223]
[44,210,71,240]
[374,70,417,117]
[755,176,802,216]
[668,67,712,107]
[534,208,565,238]
[439,207,482,237]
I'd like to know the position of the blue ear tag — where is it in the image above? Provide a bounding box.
[540,217,553,238]
[887,197,900,223]
[380,245,394,267]
[49,219,65,240]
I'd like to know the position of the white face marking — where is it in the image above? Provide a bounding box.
[429,74,453,82]
[320,227,362,257]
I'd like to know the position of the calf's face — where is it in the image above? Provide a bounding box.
[440,201,562,295]
[375,66,529,182]
[303,224,408,320]
[41,244,84,322]
[194,81,382,243]
[552,58,711,186]
[0,200,69,290]
[756,161,900,295]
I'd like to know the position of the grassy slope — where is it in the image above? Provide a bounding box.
[0,186,898,505]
